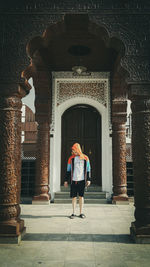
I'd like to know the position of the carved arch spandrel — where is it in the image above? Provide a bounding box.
[90,15,150,83]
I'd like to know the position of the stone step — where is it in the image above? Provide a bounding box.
[55,191,106,199]
[60,185,102,192]
[54,185,107,204]
[54,198,108,204]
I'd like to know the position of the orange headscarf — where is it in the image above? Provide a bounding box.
[71,143,88,160]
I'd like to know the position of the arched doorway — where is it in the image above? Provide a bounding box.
[61,104,101,186]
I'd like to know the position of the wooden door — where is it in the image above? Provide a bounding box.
[61,105,101,185]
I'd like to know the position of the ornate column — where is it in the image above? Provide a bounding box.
[112,100,128,203]
[32,113,50,204]
[0,85,27,243]
[32,71,52,204]
[129,84,150,243]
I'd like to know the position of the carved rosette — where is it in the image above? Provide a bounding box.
[129,84,150,238]
[112,100,128,202]
[0,94,25,236]
[33,115,50,202]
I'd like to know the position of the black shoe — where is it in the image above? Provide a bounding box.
[70,214,75,219]
[79,214,86,219]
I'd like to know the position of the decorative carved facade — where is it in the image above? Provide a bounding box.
[1,2,150,84]
[57,81,107,106]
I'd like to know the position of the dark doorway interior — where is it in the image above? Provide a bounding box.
[61,104,101,185]
[21,160,36,197]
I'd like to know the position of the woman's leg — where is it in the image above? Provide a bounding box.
[79,196,84,214]
[72,197,77,214]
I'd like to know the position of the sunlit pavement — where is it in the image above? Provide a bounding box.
[0,203,150,267]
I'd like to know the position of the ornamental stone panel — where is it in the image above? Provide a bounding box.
[57,81,107,106]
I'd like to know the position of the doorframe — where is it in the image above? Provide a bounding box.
[49,72,112,200]
[61,104,102,186]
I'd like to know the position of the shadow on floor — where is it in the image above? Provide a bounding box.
[21,215,69,219]
[22,233,133,243]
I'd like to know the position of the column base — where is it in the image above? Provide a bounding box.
[112,195,129,205]
[130,222,150,244]
[0,219,26,244]
[32,194,50,205]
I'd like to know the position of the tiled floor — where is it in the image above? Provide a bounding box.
[0,203,150,267]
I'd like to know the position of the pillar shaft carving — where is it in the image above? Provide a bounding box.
[32,72,52,203]
[112,100,128,202]
[129,85,150,240]
[0,94,25,237]
[33,114,50,202]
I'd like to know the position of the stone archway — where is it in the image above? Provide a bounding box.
[50,70,112,199]
[1,7,150,243]
[25,15,129,203]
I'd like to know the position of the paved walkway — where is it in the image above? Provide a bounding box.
[0,203,150,267]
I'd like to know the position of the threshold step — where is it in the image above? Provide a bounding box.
[54,198,107,204]
[61,185,102,192]
[55,192,106,199]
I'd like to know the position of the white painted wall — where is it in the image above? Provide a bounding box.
[22,78,35,113]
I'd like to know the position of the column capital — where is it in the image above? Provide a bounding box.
[0,80,31,99]
[112,99,127,124]
[128,83,150,100]
[35,112,50,125]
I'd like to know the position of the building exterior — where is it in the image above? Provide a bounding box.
[21,104,37,199]
[21,104,37,157]
[0,1,150,243]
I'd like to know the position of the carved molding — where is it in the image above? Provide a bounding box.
[1,1,150,13]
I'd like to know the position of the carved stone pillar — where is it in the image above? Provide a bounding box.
[32,71,52,204]
[112,100,128,203]
[129,84,150,243]
[0,87,27,243]
[32,114,50,204]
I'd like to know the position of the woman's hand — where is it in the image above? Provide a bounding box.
[86,181,91,187]
[64,181,68,187]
